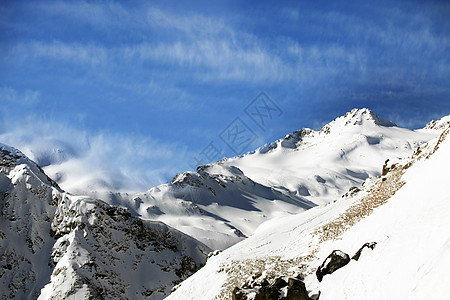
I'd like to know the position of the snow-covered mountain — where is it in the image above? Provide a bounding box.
[2,108,449,299]
[102,108,441,250]
[0,144,209,300]
[167,116,450,300]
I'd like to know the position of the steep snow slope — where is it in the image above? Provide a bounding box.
[0,144,209,300]
[166,123,450,299]
[107,109,440,250]
[318,126,450,299]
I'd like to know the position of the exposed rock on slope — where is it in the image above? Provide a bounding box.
[351,242,376,261]
[0,144,62,299]
[232,275,312,300]
[316,250,350,282]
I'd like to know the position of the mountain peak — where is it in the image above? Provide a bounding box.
[320,108,396,134]
[341,108,396,127]
[0,143,60,189]
[423,115,450,130]
[0,143,27,167]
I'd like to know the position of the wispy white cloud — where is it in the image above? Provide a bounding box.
[35,1,133,28]
[5,1,449,84]
[122,40,290,82]
[10,40,108,66]
[0,86,40,105]
[0,117,192,194]
[7,38,290,83]
[9,2,447,88]
[147,7,228,37]
[108,7,290,82]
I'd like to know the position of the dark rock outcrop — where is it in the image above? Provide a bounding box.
[382,159,397,176]
[316,250,350,282]
[352,242,377,261]
[232,275,311,300]
[285,277,311,300]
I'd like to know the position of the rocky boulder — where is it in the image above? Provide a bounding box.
[316,250,350,282]
[284,277,311,300]
[232,276,311,300]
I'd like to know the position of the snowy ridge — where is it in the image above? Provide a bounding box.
[167,123,450,299]
[0,142,60,189]
[0,143,60,299]
[93,109,440,251]
[0,144,209,300]
[423,115,450,130]
[127,163,316,250]
[319,108,396,133]
[223,107,435,204]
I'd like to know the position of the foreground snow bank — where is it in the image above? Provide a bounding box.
[167,127,450,299]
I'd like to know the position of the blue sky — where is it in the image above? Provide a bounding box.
[1,0,449,192]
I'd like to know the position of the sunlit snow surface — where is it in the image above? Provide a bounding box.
[167,124,450,300]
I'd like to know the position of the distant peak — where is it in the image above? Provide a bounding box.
[423,115,450,131]
[320,108,396,134]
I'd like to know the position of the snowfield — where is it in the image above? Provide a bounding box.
[318,128,450,299]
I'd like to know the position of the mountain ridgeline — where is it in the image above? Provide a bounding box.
[1,108,449,299]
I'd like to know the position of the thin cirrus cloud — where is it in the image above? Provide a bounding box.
[10,41,108,66]
[1,1,449,195]
[142,8,294,82]
[8,3,446,88]
[34,0,133,29]
[122,41,290,82]
[3,3,295,83]
[146,7,228,36]
[0,86,40,105]
[7,42,291,85]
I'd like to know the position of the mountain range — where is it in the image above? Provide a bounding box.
[1,108,449,299]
